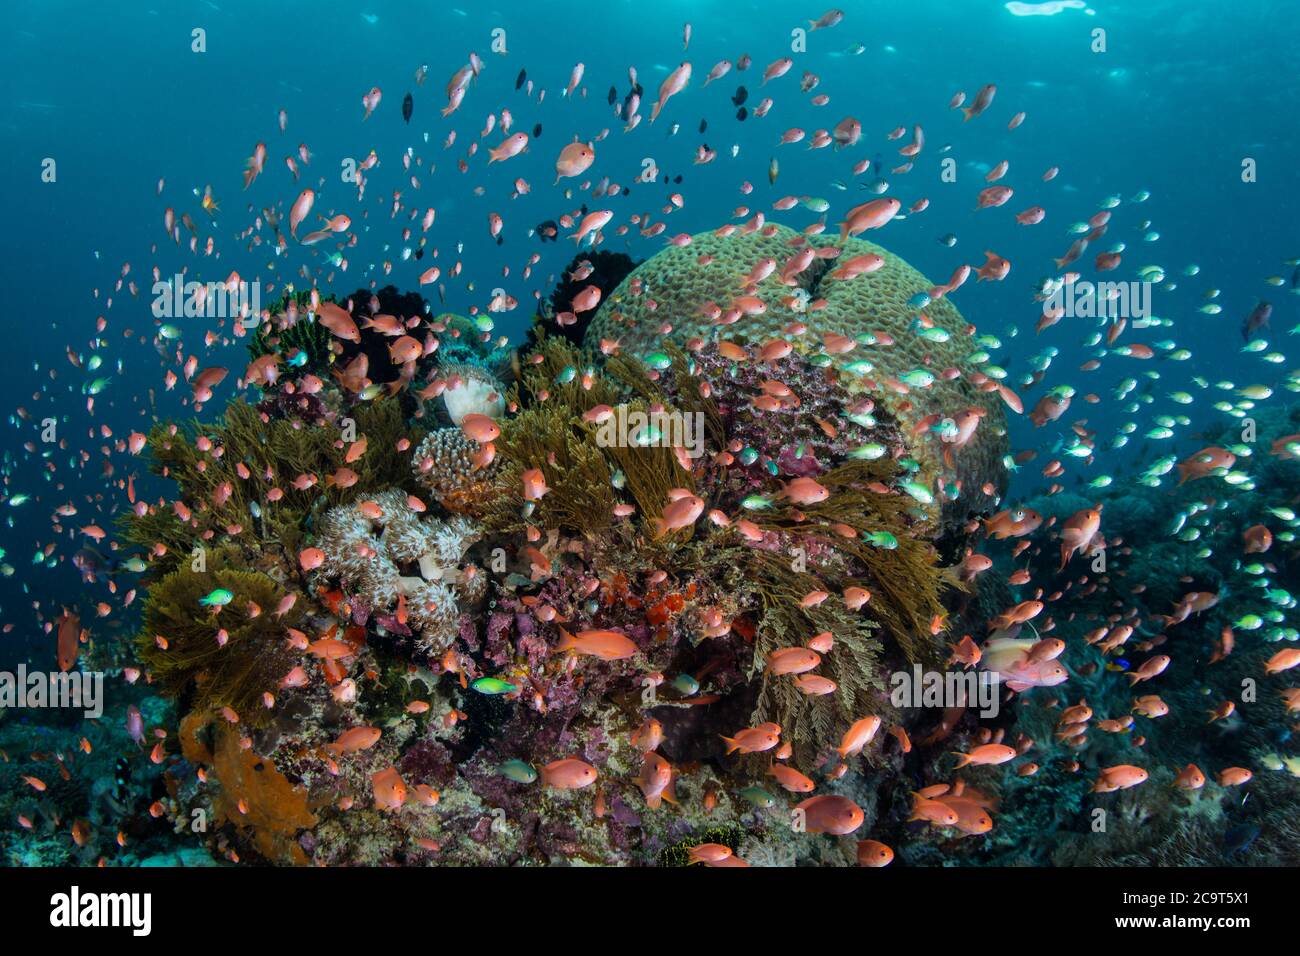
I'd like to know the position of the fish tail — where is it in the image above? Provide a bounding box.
[553,627,576,654]
[961,106,975,122]
[951,752,972,768]
[719,735,739,755]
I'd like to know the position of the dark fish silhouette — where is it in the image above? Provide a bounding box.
[535,220,558,242]
[736,107,748,121]
[732,85,748,106]
[1224,823,1260,856]
[515,69,527,90]
[401,92,413,124]
[607,85,617,105]
[699,118,707,133]
[533,123,543,138]
[1242,301,1272,340]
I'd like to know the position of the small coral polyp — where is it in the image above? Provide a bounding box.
[411,428,501,515]
[313,489,484,653]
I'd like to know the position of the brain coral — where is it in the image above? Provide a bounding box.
[582,225,1009,528]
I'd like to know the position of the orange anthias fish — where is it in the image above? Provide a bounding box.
[553,627,638,661]
[56,609,81,672]
[540,758,598,789]
[372,766,407,811]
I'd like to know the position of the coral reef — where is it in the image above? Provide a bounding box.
[95,275,998,868]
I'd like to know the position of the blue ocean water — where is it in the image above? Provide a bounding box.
[1,0,1298,869]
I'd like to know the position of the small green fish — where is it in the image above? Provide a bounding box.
[931,419,959,442]
[898,481,934,505]
[864,531,899,549]
[631,424,663,445]
[741,494,773,510]
[737,786,778,808]
[497,760,538,783]
[471,677,518,695]
[671,673,700,696]
[199,588,234,607]
[849,443,888,460]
